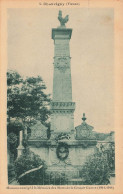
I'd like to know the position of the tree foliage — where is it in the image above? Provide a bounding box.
[7,70,51,127]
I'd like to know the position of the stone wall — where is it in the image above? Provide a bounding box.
[29,145,95,167]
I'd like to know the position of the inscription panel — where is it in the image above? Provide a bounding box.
[55,44,70,56]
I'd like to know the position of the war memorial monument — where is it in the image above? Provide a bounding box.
[24,11,96,171]
[13,10,115,185]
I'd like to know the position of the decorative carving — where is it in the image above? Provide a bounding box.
[35,142,42,148]
[55,132,71,142]
[64,157,72,165]
[29,121,48,140]
[56,142,69,161]
[75,124,95,140]
[54,57,69,71]
[51,102,74,106]
[51,101,75,111]
[75,113,96,140]
[50,131,72,140]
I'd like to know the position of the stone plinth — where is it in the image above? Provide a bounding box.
[17,145,24,158]
[28,139,97,167]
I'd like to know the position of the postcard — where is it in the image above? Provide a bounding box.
[0,0,123,194]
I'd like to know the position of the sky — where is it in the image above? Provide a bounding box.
[8,8,114,133]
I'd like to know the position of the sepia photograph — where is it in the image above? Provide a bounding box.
[7,7,115,185]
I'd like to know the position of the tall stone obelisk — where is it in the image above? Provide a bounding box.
[51,11,75,137]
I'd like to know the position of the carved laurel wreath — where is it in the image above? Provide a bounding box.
[55,132,70,142]
[56,142,69,161]
[55,57,69,71]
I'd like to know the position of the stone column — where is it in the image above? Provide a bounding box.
[51,25,75,135]
[17,130,24,158]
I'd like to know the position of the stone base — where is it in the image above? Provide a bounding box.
[28,139,97,167]
[28,138,98,185]
[17,145,25,158]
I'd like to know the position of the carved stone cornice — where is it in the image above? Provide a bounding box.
[51,110,74,114]
[51,101,75,111]
[52,28,72,40]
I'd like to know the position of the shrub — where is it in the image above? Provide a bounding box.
[14,150,47,185]
[7,132,18,160]
[7,132,18,150]
[103,143,115,172]
[80,151,111,185]
[8,163,16,182]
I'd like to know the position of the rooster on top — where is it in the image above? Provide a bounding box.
[58,10,69,27]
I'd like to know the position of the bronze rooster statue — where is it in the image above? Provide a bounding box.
[58,10,69,27]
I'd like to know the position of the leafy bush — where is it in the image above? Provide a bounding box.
[80,141,115,185]
[8,132,18,145]
[103,143,115,172]
[8,163,16,182]
[7,132,18,160]
[80,151,111,185]
[14,150,47,185]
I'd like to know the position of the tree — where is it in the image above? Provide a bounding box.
[7,70,51,129]
[7,70,23,122]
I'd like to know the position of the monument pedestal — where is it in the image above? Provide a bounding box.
[17,145,24,158]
